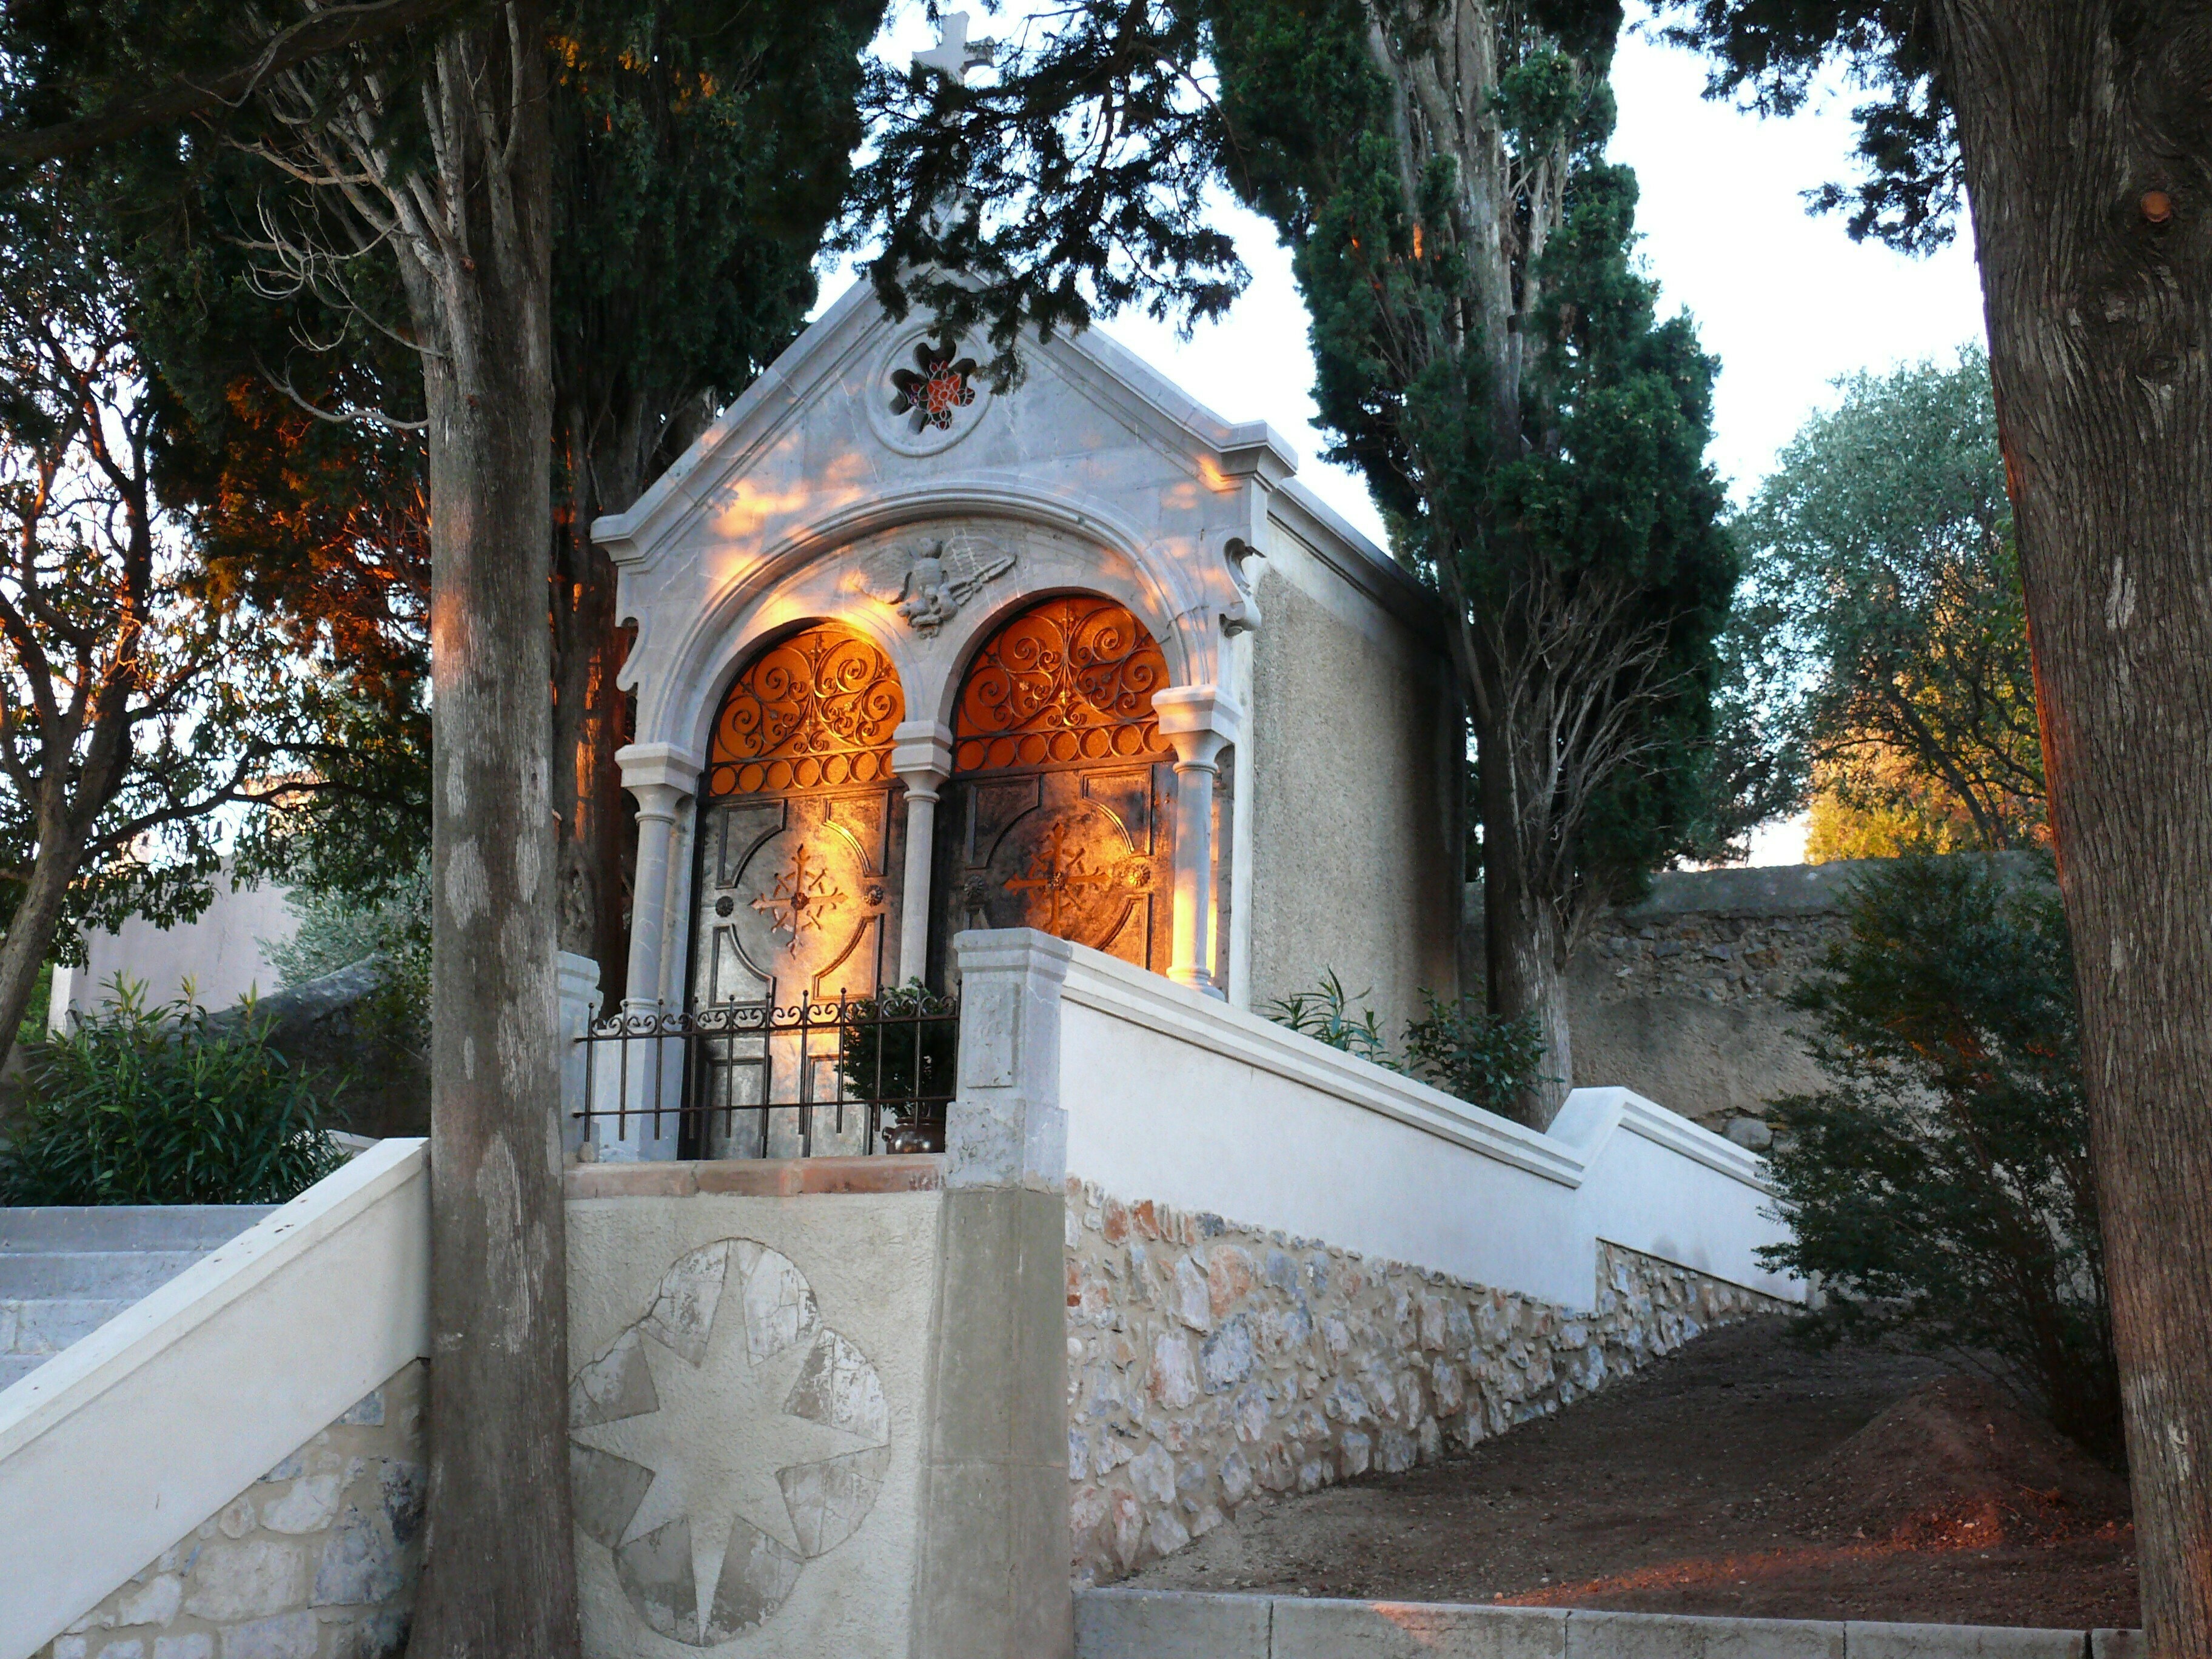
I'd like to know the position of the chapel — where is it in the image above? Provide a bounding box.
[595,281,1464,1131]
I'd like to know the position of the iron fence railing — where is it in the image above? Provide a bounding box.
[572,987,959,1158]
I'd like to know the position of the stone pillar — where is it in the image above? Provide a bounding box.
[555,950,602,1159]
[602,744,701,1161]
[910,928,1074,1659]
[893,720,954,986]
[1151,686,1242,997]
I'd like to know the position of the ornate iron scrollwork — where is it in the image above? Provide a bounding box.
[953,595,1173,774]
[709,625,904,797]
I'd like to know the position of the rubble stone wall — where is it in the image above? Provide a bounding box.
[42,1362,424,1659]
[1064,1184,1786,1584]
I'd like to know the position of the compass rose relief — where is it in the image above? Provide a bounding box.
[570,1241,891,1644]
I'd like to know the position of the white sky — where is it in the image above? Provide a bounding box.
[829,8,1994,861]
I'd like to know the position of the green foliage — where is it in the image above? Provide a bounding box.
[549,0,880,497]
[1759,856,2118,1459]
[0,977,343,1205]
[14,962,51,1052]
[834,979,959,1141]
[1732,346,2042,854]
[264,861,432,1056]
[1263,972,1548,1118]
[1261,971,1397,1069]
[1402,996,1550,1122]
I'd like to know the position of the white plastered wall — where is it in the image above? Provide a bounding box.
[1051,943,1795,1310]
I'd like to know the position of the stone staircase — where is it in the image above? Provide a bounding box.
[0,1205,273,1390]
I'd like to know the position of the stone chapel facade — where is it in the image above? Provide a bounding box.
[596,283,1463,1145]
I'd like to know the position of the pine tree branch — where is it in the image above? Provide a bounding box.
[0,0,480,166]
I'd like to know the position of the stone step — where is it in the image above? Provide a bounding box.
[0,1248,207,1300]
[0,1204,274,1253]
[0,1352,45,1390]
[0,1296,135,1355]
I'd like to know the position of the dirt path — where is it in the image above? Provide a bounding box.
[1122,1317,2137,1629]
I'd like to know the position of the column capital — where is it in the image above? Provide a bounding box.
[615,742,703,797]
[891,719,954,792]
[1151,684,1242,773]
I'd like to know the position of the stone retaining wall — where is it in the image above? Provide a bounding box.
[42,1361,424,1659]
[1064,1182,1786,1583]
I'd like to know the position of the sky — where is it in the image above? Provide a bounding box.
[828,8,1994,860]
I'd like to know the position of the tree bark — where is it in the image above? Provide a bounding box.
[1931,6,2212,1652]
[551,423,632,991]
[395,7,581,1653]
[1478,720,1574,1127]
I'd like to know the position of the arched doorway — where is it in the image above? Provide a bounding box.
[932,594,1178,977]
[692,623,907,1016]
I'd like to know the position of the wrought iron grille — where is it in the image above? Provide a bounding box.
[573,988,959,1158]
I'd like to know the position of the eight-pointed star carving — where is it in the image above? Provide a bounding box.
[572,1284,877,1634]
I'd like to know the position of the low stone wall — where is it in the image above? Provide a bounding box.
[1064,1182,1786,1583]
[42,1361,423,1659]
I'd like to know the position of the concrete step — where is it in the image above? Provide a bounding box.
[0,1248,209,1299]
[0,1205,275,1253]
[0,1353,45,1390]
[1,1296,136,1355]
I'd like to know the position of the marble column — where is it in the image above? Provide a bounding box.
[602,744,701,1160]
[1151,687,1242,997]
[892,720,954,986]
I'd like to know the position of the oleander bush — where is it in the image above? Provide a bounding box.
[1760,855,2119,1461]
[0,977,342,1205]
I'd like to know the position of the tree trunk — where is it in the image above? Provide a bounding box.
[552,432,632,991]
[1478,724,1573,1126]
[0,813,89,1057]
[401,8,581,1654]
[1933,6,2212,1652]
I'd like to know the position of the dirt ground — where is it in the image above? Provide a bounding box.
[1124,1316,2138,1629]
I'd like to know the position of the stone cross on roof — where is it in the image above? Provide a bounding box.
[914,10,993,82]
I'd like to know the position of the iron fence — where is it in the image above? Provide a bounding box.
[572,987,959,1158]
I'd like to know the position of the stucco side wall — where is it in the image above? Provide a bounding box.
[1244,535,1458,1037]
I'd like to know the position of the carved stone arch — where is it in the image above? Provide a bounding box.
[624,494,1206,760]
[929,592,1178,982]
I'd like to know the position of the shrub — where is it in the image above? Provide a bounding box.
[265,864,431,1061]
[835,979,959,1145]
[0,977,343,1205]
[1401,996,1549,1121]
[1261,970,1396,1068]
[1760,856,2119,1460]
[1263,972,1547,1118]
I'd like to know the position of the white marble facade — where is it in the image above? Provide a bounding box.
[595,283,1463,1158]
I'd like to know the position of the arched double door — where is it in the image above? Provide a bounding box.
[928,594,1179,980]
[689,624,907,1156]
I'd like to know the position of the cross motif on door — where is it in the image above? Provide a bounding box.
[751,842,845,953]
[1003,820,1113,933]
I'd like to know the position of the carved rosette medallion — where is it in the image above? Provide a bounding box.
[868,326,997,457]
[570,1241,891,1643]
[888,337,977,433]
